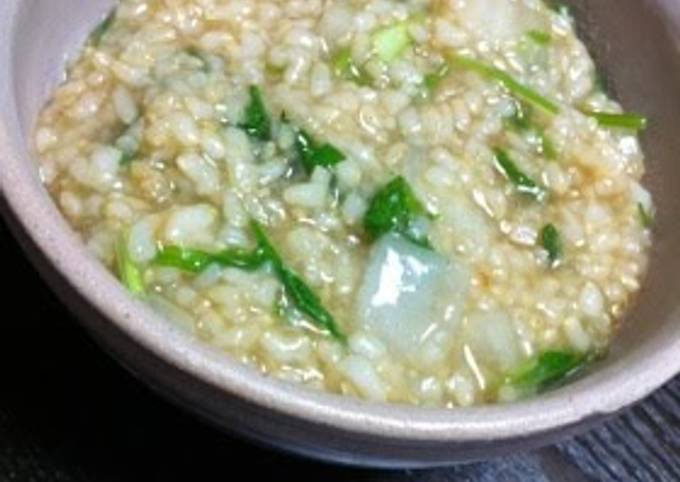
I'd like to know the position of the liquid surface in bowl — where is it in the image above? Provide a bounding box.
[35,0,653,406]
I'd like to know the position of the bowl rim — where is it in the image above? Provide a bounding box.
[2,0,680,445]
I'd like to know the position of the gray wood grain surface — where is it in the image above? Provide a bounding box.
[1,221,677,482]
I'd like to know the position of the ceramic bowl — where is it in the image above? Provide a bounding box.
[1,0,680,467]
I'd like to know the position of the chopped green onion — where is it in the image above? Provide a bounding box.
[540,224,562,266]
[450,54,560,115]
[372,23,412,63]
[250,222,346,342]
[527,30,552,45]
[115,235,145,295]
[295,130,346,174]
[493,148,547,200]
[364,176,433,248]
[91,9,116,46]
[331,47,372,86]
[239,85,272,141]
[637,203,654,228]
[510,351,586,390]
[155,245,266,273]
[584,111,648,131]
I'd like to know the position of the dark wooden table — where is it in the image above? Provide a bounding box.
[1,219,678,482]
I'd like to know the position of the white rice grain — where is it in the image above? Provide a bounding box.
[112,85,139,124]
[339,355,387,402]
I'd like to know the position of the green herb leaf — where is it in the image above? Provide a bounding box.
[251,221,346,341]
[239,85,272,141]
[450,54,560,115]
[637,202,654,228]
[295,130,346,174]
[155,246,214,273]
[280,268,346,341]
[364,176,433,247]
[541,223,562,265]
[249,220,283,266]
[493,148,547,200]
[331,47,372,86]
[584,111,648,131]
[115,235,145,295]
[527,30,552,45]
[510,351,585,389]
[539,131,558,160]
[155,245,266,273]
[423,63,451,95]
[156,222,346,341]
[119,151,137,166]
[507,101,533,131]
[91,9,116,46]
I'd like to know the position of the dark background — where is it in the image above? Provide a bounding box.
[1,218,679,482]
